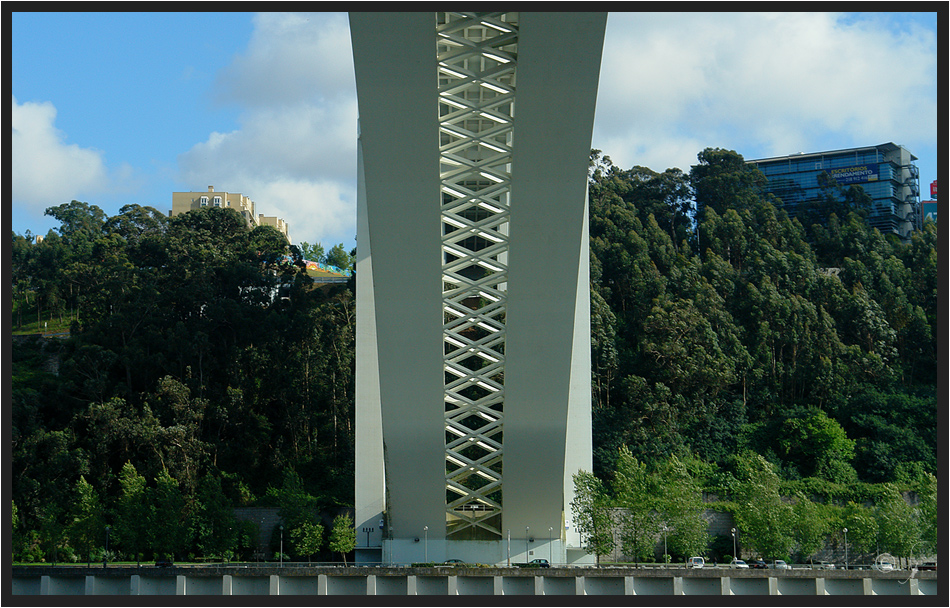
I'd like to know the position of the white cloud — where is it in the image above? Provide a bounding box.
[244,177,356,248]
[594,12,937,173]
[11,95,109,211]
[178,11,936,246]
[179,12,358,247]
[214,12,355,108]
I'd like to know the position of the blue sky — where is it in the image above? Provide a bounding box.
[11,11,940,249]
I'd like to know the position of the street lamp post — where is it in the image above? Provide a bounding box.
[279,525,284,566]
[104,526,110,568]
[549,527,554,565]
[731,528,737,564]
[424,526,428,563]
[525,526,530,563]
[662,525,668,564]
[507,529,511,567]
[843,528,848,570]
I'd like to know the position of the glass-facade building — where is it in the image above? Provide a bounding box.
[748,142,920,239]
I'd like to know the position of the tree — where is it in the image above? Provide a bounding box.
[12,500,20,560]
[654,455,709,560]
[875,484,919,566]
[778,409,856,483]
[103,204,168,250]
[731,454,795,559]
[190,475,238,561]
[44,200,107,259]
[324,243,354,271]
[269,470,322,533]
[691,148,769,218]
[837,501,879,557]
[571,470,614,563]
[329,513,357,565]
[149,469,190,561]
[67,475,105,566]
[791,492,827,563]
[290,521,324,565]
[915,473,938,556]
[113,462,149,564]
[297,241,325,263]
[612,447,660,562]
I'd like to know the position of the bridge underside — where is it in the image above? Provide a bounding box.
[351,11,606,565]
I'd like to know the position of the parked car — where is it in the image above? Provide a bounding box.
[918,562,937,571]
[528,559,551,568]
[687,556,705,569]
[730,559,749,569]
[772,560,790,569]
[750,559,767,569]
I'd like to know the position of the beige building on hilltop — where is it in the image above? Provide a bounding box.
[170,186,291,242]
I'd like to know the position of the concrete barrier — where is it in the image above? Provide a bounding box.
[10,565,937,596]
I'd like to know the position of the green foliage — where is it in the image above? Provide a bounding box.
[67,475,104,565]
[874,484,920,559]
[731,454,795,560]
[653,455,709,559]
[790,492,827,561]
[268,469,324,561]
[290,521,324,564]
[10,146,935,563]
[612,447,660,561]
[150,469,190,561]
[836,501,879,555]
[190,475,239,561]
[570,470,615,562]
[113,462,149,563]
[329,513,357,564]
[778,409,856,483]
[914,473,938,555]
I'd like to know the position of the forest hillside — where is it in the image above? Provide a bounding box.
[10,147,937,563]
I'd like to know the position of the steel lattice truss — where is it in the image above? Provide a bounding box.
[437,12,517,540]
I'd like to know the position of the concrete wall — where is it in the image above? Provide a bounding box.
[12,566,937,596]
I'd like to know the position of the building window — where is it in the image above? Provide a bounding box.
[199,196,209,207]
[213,196,222,207]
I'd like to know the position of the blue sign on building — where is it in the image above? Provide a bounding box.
[828,163,879,185]
[921,201,937,223]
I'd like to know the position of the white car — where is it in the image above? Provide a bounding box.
[773,560,790,569]
[874,561,895,572]
[731,559,749,569]
[687,556,705,569]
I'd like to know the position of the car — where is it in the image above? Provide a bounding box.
[528,558,551,568]
[687,556,705,569]
[813,561,835,570]
[443,559,465,565]
[154,558,174,568]
[750,559,767,569]
[773,560,790,569]
[873,561,895,572]
[918,562,937,571]
[730,559,749,569]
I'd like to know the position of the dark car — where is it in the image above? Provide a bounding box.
[750,559,767,569]
[154,558,174,568]
[918,562,937,571]
[529,559,551,568]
